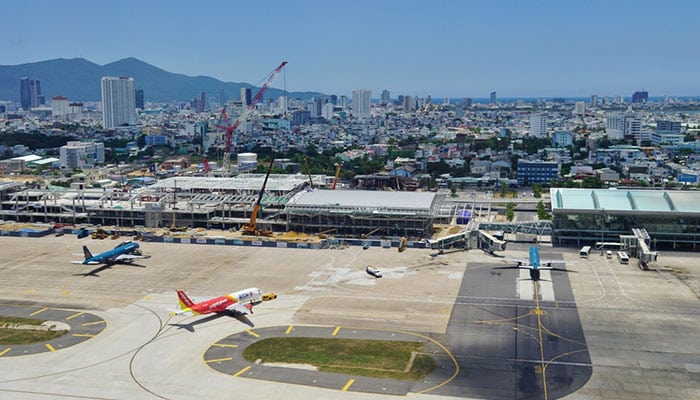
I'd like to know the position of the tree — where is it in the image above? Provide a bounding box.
[506,202,515,221]
[499,181,507,198]
[532,183,543,198]
[537,201,551,220]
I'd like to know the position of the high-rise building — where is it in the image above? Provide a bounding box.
[20,77,43,109]
[51,96,69,117]
[198,91,207,113]
[380,89,390,106]
[606,113,626,140]
[352,89,371,118]
[135,89,144,110]
[574,101,586,115]
[591,94,599,108]
[632,91,648,104]
[402,95,414,111]
[330,95,338,105]
[529,113,547,138]
[606,112,641,140]
[464,97,473,107]
[240,88,252,106]
[219,88,226,109]
[101,77,136,129]
[490,91,497,104]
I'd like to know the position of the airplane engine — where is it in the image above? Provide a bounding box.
[530,269,540,281]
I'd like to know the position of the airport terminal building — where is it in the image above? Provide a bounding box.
[550,188,700,250]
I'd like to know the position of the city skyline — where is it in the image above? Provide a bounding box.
[2,1,699,98]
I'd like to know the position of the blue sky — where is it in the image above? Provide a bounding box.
[2,0,698,98]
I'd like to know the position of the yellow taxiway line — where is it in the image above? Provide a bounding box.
[212,343,238,348]
[82,320,106,326]
[331,326,340,336]
[341,378,355,391]
[205,357,233,363]
[285,324,294,334]
[233,366,251,377]
[246,329,260,338]
[30,307,49,316]
[72,333,95,338]
[0,348,11,356]
[65,311,85,320]
[45,343,56,352]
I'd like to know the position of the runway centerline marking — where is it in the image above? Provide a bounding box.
[341,378,355,391]
[30,307,49,316]
[332,326,340,336]
[534,282,549,400]
[45,343,56,352]
[233,366,251,377]
[0,348,11,356]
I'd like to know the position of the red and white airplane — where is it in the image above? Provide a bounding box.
[174,288,276,316]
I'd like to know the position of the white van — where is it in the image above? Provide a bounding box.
[606,250,613,259]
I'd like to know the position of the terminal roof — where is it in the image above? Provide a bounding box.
[550,188,700,213]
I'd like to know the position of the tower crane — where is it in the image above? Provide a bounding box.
[217,61,287,173]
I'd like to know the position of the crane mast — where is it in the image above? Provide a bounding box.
[218,61,287,173]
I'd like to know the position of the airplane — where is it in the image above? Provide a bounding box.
[495,246,569,281]
[72,241,150,265]
[173,288,277,317]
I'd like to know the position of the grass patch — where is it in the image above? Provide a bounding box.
[0,316,44,326]
[243,337,435,380]
[0,316,67,345]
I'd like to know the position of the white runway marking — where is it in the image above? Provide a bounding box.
[539,271,555,301]
[518,269,534,300]
[517,269,555,301]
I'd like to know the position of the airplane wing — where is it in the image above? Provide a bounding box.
[114,254,151,262]
[71,260,100,265]
[225,303,252,315]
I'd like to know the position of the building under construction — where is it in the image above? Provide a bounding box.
[0,176,451,239]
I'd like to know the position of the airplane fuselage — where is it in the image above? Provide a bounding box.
[82,241,141,264]
[187,288,263,314]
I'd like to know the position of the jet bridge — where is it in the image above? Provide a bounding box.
[427,229,506,254]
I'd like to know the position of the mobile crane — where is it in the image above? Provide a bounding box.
[331,162,343,190]
[241,157,275,236]
[218,61,287,172]
[303,156,314,190]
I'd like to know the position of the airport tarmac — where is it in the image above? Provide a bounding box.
[0,235,699,399]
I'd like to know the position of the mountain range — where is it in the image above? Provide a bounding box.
[0,57,322,104]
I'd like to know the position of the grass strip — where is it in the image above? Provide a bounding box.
[243,337,435,380]
[0,316,68,345]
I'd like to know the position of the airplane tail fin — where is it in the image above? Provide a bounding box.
[82,245,93,260]
[176,290,195,311]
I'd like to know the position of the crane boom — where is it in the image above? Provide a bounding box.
[218,61,287,172]
[241,157,275,236]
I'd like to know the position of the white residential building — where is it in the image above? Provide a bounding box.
[529,113,547,137]
[59,141,105,170]
[606,113,626,140]
[352,89,371,118]
[101,77,136,129]
[51,96,69,117]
